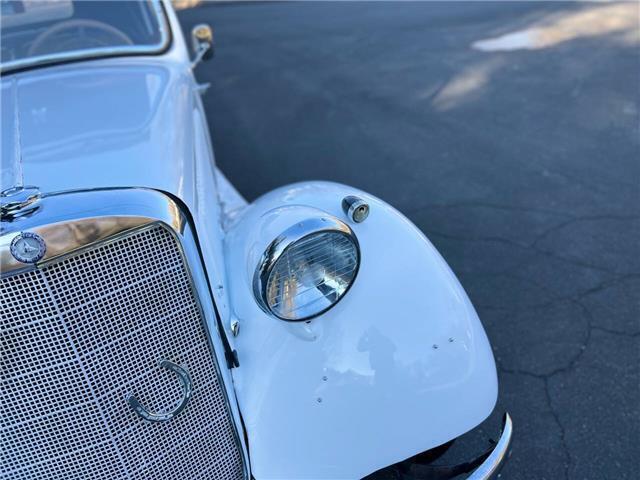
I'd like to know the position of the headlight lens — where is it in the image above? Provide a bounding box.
[255,219,360,321]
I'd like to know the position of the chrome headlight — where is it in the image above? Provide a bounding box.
[254,217,360,321]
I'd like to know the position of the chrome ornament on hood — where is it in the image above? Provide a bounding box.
[10,231,46,264]
[0,186,42,221]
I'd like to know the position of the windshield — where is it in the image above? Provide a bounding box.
[1,0,169,73]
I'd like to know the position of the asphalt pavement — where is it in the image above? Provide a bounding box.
[178,2,640,478]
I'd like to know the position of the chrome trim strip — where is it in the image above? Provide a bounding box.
[252,215,361,322]
[467,413,513,480]
[0,0,171,74]
[0,188,185,275]
[1,216,156,274]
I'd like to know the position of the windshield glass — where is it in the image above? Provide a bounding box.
[1,0,169,72]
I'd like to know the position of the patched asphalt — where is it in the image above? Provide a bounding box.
[178,2,640,478]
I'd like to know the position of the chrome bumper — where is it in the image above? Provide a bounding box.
[364,412,513,479]
[467,413,513,479]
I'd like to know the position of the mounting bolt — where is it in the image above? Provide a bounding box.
[230,320,240,337]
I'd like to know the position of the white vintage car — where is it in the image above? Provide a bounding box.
[0,1,512,479]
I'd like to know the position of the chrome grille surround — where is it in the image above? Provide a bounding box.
[1,190,247,480]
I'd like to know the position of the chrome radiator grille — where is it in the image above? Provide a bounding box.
[1,224,245,479]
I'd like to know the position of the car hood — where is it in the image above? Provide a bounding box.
[1,59,197,200]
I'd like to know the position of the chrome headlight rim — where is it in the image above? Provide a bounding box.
[253,215,360,322]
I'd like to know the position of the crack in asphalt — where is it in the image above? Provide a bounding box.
[431,213,638,479]
[497,359,574,480]
[404,201,577,218]
[473,273,639,328]
[425,227,628,277]
[406,200,639,478]
[415,208,638,479]
[496,296,639,479]
[591,325,640,338]
[496,297,591,378]
[529,214,640,250]
[421,212,639,278]
[544,376,572,480]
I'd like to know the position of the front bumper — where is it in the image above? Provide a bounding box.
[467,413,513,479]
[367,413,512,480]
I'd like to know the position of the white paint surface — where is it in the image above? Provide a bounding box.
[225,182,498,479]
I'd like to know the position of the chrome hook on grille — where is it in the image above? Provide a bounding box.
[127,360,192,422]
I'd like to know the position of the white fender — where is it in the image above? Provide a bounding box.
[224,181,497,480]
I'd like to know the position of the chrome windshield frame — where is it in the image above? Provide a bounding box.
[0,0,171,74]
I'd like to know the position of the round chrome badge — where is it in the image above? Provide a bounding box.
[10,232,46,264]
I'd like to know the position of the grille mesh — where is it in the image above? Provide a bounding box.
[1,225,245,480]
